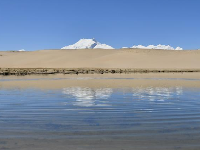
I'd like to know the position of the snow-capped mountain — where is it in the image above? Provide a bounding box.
[131,44,183,50]
[61,38,114,49]
[61,38,183,50]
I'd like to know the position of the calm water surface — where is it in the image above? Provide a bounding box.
[0,76,200,150]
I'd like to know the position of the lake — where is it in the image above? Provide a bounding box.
[0,74,200,150]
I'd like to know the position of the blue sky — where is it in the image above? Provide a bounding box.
[0,0,199,50]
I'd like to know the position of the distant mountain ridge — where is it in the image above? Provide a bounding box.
[131,44,183,50]
[61,38,183,50]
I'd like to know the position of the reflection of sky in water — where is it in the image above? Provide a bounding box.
[62,87,113,107]
[132,87,183,102]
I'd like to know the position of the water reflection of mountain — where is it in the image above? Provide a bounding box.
[62,87,113,107]
[132,87,183,101]
[62,86,183,106]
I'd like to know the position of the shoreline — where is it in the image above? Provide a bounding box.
[1,68,200,75]
[1,73,200,90]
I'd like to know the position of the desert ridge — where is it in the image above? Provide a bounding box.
[0,48,200,74]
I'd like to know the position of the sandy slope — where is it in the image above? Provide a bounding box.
[0,49,200,69]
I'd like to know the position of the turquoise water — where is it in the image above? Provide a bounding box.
[0,78,200,149]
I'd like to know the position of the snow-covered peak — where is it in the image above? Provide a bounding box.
[61,38,114,49]
[131,44,183,50]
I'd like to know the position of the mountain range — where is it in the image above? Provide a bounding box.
[61,38,183,50]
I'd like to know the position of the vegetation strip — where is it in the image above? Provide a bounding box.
[0,68,200,76]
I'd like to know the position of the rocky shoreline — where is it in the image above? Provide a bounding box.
[0,68,200,76]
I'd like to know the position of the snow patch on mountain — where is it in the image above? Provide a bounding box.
[94,43,114,49]
[175,47,183,50]
[18,49,25,51]
[131,44,183,50]
[61,38,114,49]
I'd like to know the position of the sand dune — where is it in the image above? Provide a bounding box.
[0,49,200,69]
